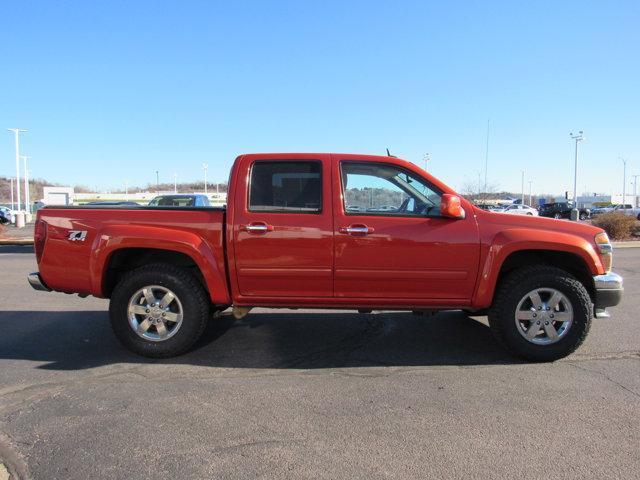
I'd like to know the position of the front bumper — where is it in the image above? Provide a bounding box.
[593,271,623,318]
[28,272,51,292]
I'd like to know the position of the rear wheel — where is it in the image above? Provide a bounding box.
[488,266,592,361]
[109,264,210,357]
[579,212,588,221]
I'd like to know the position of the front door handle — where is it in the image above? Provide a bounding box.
[339,224,375,235]
[241,222,274,234]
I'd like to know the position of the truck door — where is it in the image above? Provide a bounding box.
[231,155,334,298]
[332,157,480,303]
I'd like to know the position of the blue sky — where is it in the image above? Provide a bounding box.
[1,0,639,196]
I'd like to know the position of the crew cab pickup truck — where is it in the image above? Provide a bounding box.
[28,153,623,361]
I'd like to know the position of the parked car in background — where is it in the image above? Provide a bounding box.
[590,205,614,216]
[345,205,366,213]
[610,204,640,219]
[474,204,504,212]
[0,206,15,224]
[538,202,590,220]
[0,209,12,225]
[499,204,539,216]
[148,194,211,207]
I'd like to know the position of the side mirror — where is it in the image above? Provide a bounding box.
[440,194,465,219]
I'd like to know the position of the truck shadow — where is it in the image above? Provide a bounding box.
[0,310,522,370]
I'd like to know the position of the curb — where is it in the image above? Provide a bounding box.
[612,241,640,248]
[0,239,34,246]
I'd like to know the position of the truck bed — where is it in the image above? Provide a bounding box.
[36,206,227,298]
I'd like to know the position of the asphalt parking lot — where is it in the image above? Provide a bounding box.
[0,245,638,479]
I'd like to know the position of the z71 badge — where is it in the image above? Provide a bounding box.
[68,230,87,242]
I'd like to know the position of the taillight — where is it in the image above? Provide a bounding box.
[34,218,47,262]
[595,232,612,272]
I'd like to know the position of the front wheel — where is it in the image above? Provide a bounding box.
[488,266,592,362]
[579,212,588,221]
[109,264,210,358]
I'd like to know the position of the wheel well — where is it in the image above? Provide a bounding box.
[103,248,207,298]
[495,250,595,301]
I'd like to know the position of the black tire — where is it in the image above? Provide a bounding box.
[579,212,588,221]
[109,264,210,358]
[553,213,562,219]
[488,265,592,362]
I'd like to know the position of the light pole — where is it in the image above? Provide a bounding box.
[423,153,430,172]
[10,178,15,210]
[124,180,129,199]
[631,174,640,207]
[619,157,627,207]
[570,131,584,219]
[528,180,532,206]
[173,173,177,194]
[521,170,525,204]
[21,155,31,214]
[7,128,27,212]
[484,119,490,198]
[155,171,159,192]
[203,163,208,194]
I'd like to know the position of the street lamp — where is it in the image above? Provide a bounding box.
[21,155,31,214]
[155,171,159,192]
[484,119,490,198]
[7,128,27,212]
[631,174,640,206]
[619,157,627,207]
[521,170,525,205]
[10,178,15,210]
[570,131,584,220]
[203,163,208,194]
[173,173,177,194]
[422,153,430,172]
[528,180,532,206]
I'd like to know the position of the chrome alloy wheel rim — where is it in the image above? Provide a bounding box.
[514,288,573,345]
[127,285,184,342]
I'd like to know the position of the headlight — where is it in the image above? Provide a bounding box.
[595,232,612,272]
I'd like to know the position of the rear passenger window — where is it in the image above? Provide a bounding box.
[249,161,322,213]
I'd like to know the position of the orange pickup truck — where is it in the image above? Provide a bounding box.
[28,153,623,361]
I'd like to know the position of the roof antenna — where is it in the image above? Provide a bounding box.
[386,148,396,158]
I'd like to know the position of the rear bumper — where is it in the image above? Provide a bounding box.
[593,271,623,317]
[28,272,51,292]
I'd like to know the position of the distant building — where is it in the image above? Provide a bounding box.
[42,186,75,205]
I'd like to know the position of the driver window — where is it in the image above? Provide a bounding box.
[341,162,442,216]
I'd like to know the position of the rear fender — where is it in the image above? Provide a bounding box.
[91,225,230,304]
[472,228,602,308]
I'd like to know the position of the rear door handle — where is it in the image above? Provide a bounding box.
[241,222,274,234]
[339,224,374,235]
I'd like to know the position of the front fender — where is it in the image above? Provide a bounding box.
[90,225,230,304]
[472,228,603,308]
